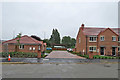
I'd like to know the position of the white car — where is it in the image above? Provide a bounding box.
[67,48,73,52]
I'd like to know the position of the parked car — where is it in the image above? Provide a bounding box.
[67,48,73,52]
[46,47,52,50]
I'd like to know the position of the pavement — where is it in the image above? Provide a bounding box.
[45,51,85,59]
[2,63,118,78]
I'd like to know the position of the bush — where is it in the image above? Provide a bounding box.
[45,50,52,53]
[2,52,37,58]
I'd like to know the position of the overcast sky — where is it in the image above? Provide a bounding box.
[1,2,118,40]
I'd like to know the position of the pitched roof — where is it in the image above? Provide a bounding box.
[82,27,119,36]
[2,35,43,44]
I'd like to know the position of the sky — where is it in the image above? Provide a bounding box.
[1,1,118,40]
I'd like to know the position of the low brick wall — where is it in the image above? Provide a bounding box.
[52,48,67,50]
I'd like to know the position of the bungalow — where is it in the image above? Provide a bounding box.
[75,24,120,56]
[2,35,46,53]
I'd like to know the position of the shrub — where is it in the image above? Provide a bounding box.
[45,50,52,53]
[2,52,37,58]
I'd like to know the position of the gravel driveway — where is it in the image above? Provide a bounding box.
[45,51,85,59]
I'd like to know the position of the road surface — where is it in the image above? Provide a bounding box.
[2,63,118,78]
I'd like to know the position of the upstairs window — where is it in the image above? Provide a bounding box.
[100,36,104,41]
[19,45,24,49]
[112,36,116,41]
[89,36,97,42]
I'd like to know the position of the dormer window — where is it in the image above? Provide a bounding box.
[89,36,97,42]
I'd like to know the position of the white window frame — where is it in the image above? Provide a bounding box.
[29,47,32,50]
[112,36,116,41]
[33,47,36,50]
[38,46,41,50]
[100,36,104,41]
[19,45,24,49]
[89,36,97,42]
[89,46,97,52]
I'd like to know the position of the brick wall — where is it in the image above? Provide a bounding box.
[2,44,43,53]
[76,28,86,53]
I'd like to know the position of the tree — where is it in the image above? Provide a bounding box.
[31,35,42,41]
[16,33,22,45]
[43,39,50,47]
[62,36,76,48]
[15,33,22,52]
[49,29,60,45]
[62,36,71,48]
[70,38,76,48]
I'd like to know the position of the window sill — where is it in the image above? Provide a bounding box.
[112,41,116,42]
[89,41,97,42]
[89,51,96,52]
[18,48,23,49]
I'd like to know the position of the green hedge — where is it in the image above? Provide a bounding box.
[45,50,52,53]
[0,52,37,58]
[93,55,119,59]
[69,51,89,59]
[69,52,120,59]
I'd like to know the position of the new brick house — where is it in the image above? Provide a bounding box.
[75,24,120,56]
[2,35,46,53]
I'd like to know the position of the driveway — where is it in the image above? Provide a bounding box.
[45,51,85,59]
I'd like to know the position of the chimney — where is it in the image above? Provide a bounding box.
[81,24,84,30]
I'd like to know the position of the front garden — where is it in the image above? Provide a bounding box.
[0,50,52,58]
[69,51,120,59]
[0,52,37,58]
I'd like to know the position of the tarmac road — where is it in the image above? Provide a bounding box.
[2,63,118,78]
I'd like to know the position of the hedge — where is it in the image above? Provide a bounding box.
[0,52,37,58]
[93,55,119,59]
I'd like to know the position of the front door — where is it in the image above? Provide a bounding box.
[100,47,104,55]
[112,47,116,56]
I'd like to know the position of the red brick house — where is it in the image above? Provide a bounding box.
[2,35,46,53]
[75,24,120,56]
